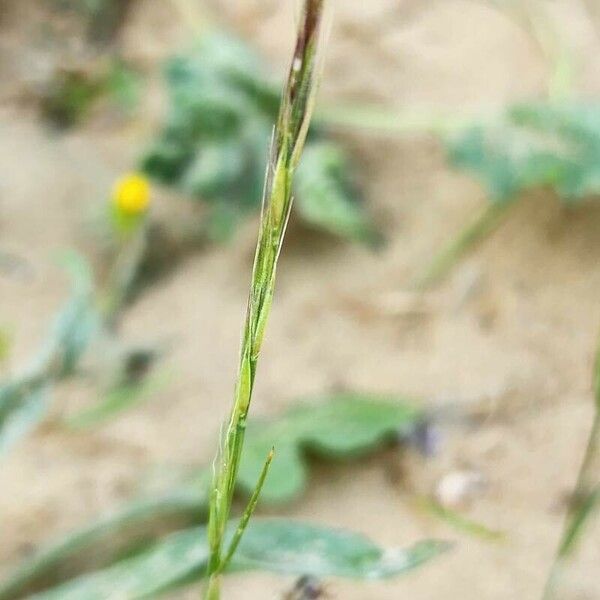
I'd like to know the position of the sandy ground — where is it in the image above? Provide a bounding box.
[1,0,600,598]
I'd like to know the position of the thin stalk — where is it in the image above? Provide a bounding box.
[219,448,274,573]
[100,228,147,328]
[203,3,327,598]
[415,200,514,290]
[542,340,600,599]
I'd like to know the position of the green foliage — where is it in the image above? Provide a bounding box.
[0,394,423,599]
[229,520,448,579]
[141,33,273,188]
[447,102,600,203]
[141,33,375,243]
[419,101,600,288]
[65,369,170,429]
[0,253,97,455]
[203,9,330,596]
[542,338,600,598]
[106,60,142,115]
[42,70,104,128]
[41,59,141,129]
[239,393,421,503]
[0,250,159,455]
[44,253,99,378]
[29,520,448,600]
[0,487,208,600]
[0,378,50,456]
[417,497,506,542]
[295,142,380,245]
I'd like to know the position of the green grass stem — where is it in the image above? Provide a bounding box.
[203,3,327,598]
[415,200,513,290]
[542,338,600,599]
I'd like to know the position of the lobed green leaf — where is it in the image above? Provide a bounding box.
[141,34,372,243]
[447,101,600,203]
[237,393,422,503]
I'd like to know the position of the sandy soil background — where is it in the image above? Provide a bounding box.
[1,1,600,598]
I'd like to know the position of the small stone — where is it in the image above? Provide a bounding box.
[434,469,487,509]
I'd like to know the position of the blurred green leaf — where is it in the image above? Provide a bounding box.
[182,140,247,201]
[141,33,373,243]
[447,102,600,203]
[41,70,104,128]
[420,102,600,288]
[0,487,208,600]
[30,527,206,600]
[238,393,422,503]
[0,252,98,457]
[296,142,379,245]
[30,520,448,600]
[231,520,449,579]
[0,378,50,456]
[24,252,99,379]
[65,369,171,429]
[107,60,142,114]
[0,394,424,597]
[48,253,98,377]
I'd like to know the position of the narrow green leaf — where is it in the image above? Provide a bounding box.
[0,380,50,457]
[558,485,600,556]
[220,448,274,572]
[0,488,208,600]
[41,251,98,377]
[30,527,208,600]
[237,437,306,504]
[417,497,506,542]
[64,370,171,429]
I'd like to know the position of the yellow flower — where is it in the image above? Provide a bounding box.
[113,173,150,215]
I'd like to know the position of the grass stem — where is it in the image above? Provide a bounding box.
[203,3,326,598]
[542,338,600,599]
[415,200,513,290]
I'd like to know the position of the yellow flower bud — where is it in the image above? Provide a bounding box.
[113,173,150,216]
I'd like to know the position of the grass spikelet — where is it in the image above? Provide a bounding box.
[203,2,327,598]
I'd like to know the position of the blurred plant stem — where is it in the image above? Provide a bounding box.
[542,337,600,599]
[415,200,514,290]
[100,227,147,328]
[203,2,326,598]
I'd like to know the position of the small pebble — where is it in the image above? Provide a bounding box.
[434,469,487,509]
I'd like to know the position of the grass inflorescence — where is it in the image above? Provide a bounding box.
[204,2,327,598]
